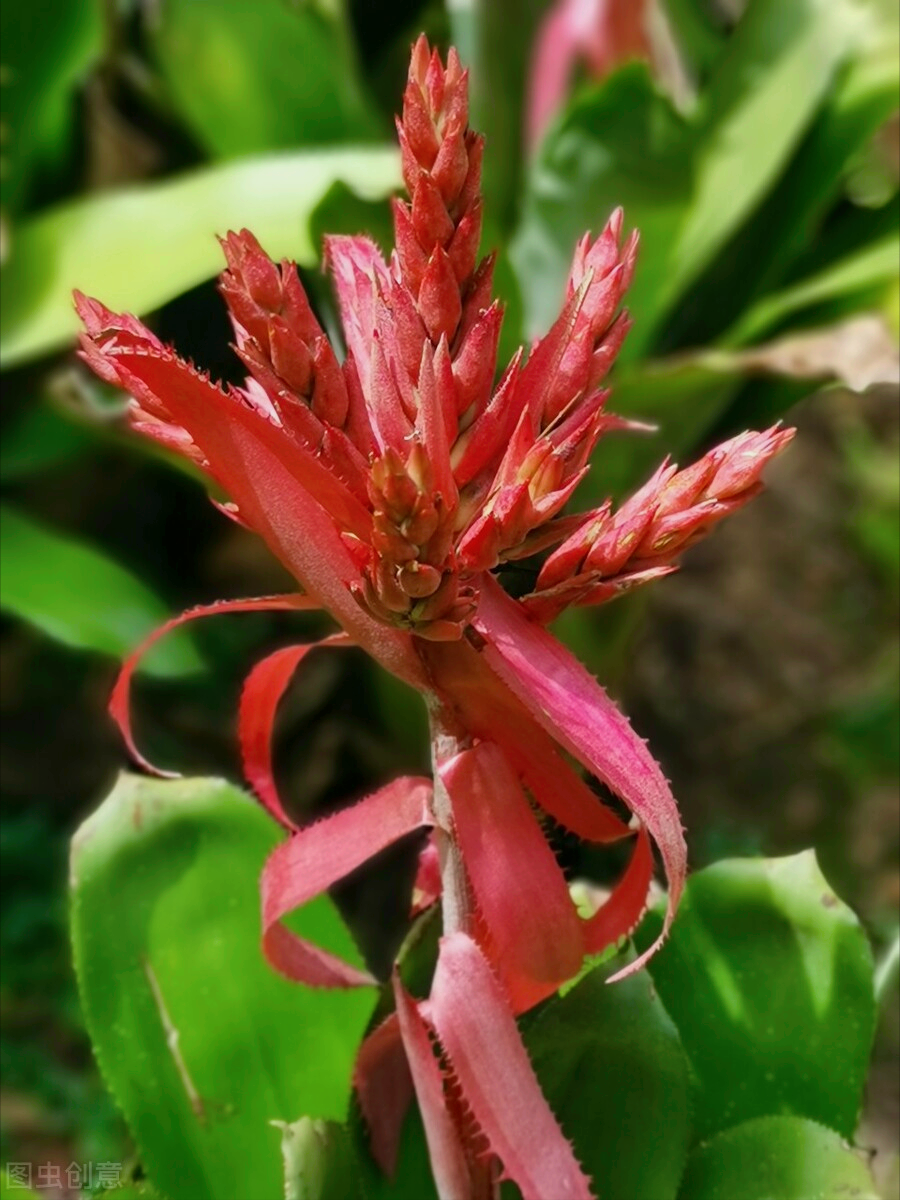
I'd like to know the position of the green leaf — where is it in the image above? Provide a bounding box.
[661,0,727,87]
[70,774,377,1200]
[510,0,897,362]
[659,0,873,319]
[659,4,900,351]
[726,233,900,345]
[0,0,103,214]
[276,1117,362,1200]
[509,64,692,351]
[0,506,202,677]
[519,957,693,1200]
[0,1179,41,1200]
[0,400,96,481]
[148,0,381,158]
[0,147,400,368]
[677,1115,878,1200]
[94,1187,162,1200]
[635,852,876,1141]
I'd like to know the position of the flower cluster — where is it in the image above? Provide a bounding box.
[77,36,792,1200]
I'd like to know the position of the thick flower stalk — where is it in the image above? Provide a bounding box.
[76,36,793,1200]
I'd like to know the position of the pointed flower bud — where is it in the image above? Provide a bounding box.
[525,424,795,621]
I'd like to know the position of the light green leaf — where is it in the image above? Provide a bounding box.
[660,0,873,317]
[677,1115,878,1200]
[277,1117,362,1200]
[520,957,693,1200]
[658,1,900,350]
[510,0,897,363]
[70,774,377,1200]
[726,234,900,345]
[635,852,877,1141]
[0,147,400,368]
[148,0,381,158]
[0,1179,42,1200]
[94,1187,161,1200]
[0,505,201,677]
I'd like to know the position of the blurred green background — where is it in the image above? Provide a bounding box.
[1,0,897,1194]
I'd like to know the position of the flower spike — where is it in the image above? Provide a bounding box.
[526,424,796,621]
[76,33,796,1200]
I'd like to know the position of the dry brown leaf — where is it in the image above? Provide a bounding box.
[707,315,900,393]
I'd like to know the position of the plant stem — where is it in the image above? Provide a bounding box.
[428,703,473,939]
[427,701,499,1200]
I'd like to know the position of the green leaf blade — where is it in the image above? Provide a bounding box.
[0,0,103,214]
[635,852,877,1142]
[0,506,201,677]
[678,1115,878,1200]
[661,0,870,315]
[148,0,381,158]
[521,957,694,1200]
[70,774,377,1200]
[0,148,400,368]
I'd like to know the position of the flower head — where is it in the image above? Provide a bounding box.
[76,35,793,1200]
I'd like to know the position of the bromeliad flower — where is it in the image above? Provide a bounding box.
[76,35,793,1200]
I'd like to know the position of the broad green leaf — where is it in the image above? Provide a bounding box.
[518,957,693,1200]
[70,775,376,1200]
[659,10,900,351]
[677,1115,878,1200]
[0,147,400,368]
[0,506,201,678]
[148,0,381,158]
[89,1187,161,1200]
[635,852,876,1141]
[659,0,873,320]
[509,65,692,349]
[0,0,102,214]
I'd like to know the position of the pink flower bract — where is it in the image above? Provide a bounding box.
[76,35,793,1198]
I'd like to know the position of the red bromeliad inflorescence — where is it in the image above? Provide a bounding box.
[76,36,793,1200]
